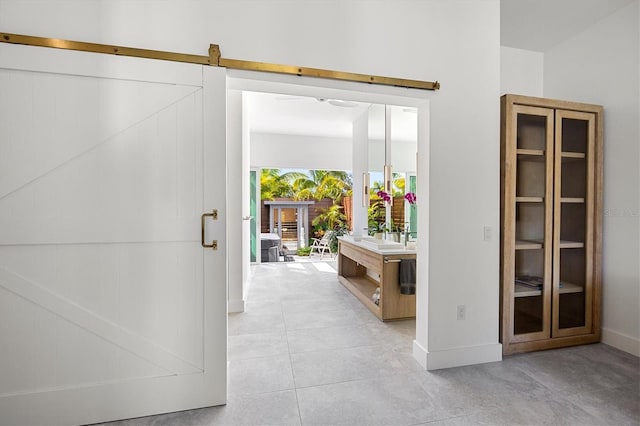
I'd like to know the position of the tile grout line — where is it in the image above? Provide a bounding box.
[292,370,421,392]
[283,299,305,426]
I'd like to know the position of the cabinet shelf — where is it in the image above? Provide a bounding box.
[338,275,381,317]
[559,240,584,249]
[515,240,543,250]
[517,149,545,156]
[514,240,584,249]
[517,149,545,162]
[561,197,585,203]
[514,281,584,298]
[516,196,544,203]
[561,151,586,159]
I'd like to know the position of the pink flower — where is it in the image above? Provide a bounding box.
[404,192,416,204]
[376,190,391,203]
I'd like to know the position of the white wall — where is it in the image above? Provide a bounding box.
[544,0,640,356]
[250,133,352,170]
[415,1,501,368]
[0,0,502,369]
[251,133,417,176]
[500,46,544,96]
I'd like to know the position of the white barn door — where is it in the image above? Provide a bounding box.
[0,44,227,425]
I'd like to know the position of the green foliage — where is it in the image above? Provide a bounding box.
[393,174,405,196]
[260,169,293,200]
[312,204,347,231]
[291,170,352,202]
[370,173,405,198]
[261,169,352,202]
[296,246,312,256]
[366,173,407,235]
[312,224,327,239]
[367,200,386,235]
[386,218,402,233]
[371,180,385,194]
[367,221,384,234]
[326,225,349,253]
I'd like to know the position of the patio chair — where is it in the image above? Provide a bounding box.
[310,233,332,258]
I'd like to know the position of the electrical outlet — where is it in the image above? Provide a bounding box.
[457,304,466,320]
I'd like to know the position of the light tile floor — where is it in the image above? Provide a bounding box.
[103,259,639,426]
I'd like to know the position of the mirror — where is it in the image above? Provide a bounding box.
[367,104,386,236]
[390,105,418,239]
[365,104,417,240]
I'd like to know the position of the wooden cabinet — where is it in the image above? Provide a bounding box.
[337,239,416,321]
[500,94,603,355]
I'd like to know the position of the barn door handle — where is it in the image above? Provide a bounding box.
[201,209,218,250]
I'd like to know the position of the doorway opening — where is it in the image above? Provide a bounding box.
[226,70,430,366]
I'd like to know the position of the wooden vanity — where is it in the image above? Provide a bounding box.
[337,237,416,321]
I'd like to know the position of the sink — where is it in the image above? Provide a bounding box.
[342,235,374,242]
[360,239,404,250]
[351,235,374,242]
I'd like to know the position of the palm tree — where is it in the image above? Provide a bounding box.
[291,170,352,202]
[260,169,307,200]
[260,169,286,200]
[289,173,317,200]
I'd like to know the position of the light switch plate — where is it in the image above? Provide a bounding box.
[483,226,492,241]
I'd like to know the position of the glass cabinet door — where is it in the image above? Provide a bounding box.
[509,105,554,342]
[553,110,596,337]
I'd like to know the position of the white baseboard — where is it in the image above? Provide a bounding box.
[602,327,640,357]
[413,340,502,370]
[228,298,245,313]
[413,340,428,369]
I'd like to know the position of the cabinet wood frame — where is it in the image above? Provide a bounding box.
[500,94,603,355]
[337,239,416,321]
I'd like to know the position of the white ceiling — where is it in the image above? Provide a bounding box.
[246,0,633,140]
[245,92,370,139]
[501,0,634,52]
[245,91,418,141]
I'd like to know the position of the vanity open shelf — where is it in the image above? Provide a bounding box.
[337,238,416,321]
